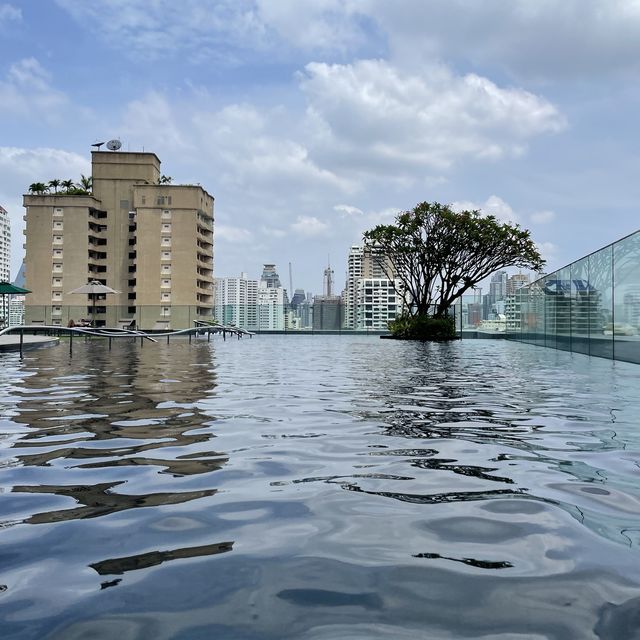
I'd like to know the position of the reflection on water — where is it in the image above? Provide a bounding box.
[90,541,234,576]
[1,336,640,639]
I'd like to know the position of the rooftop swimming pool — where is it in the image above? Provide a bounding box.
[1,335,639,639]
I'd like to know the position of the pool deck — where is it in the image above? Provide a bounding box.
[0,335,59,352]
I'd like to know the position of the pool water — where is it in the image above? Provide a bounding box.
[1,336,639,639]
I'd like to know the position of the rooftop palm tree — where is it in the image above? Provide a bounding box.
[48,179,61,193]
[79,174,92,193]
[28,182,48,195]
[61,179,75,192]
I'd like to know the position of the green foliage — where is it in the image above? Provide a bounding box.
[27,176,91,195]
[388,313,457,341]
[364,201,545,318]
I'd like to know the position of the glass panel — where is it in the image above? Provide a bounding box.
[588,245,614,359]
[543,271,558,350]
[613,231,640,364]
[555,265,572,352]
[570,256,591,355]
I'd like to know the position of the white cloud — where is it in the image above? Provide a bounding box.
[451,195,518,224]
[300,59,565,177]
[361,0,640,81]
[255,0,366,53]
[530,210,556,224]
[215,224,254,244]
[334,204,363,216]
[56,0,268,63]
[0,58,68,121]
[290,215,329,236]
[0,4,21,23]
[536,241,559,264]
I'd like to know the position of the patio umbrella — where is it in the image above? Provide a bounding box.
[0,282,30,328]
[68,280,120,325]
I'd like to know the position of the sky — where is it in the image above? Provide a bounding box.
[1,1,639,295]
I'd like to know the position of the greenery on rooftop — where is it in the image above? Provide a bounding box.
[364,201,545,341]
[28,175,92,196]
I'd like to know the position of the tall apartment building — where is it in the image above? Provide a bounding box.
[0,205,10,283]
[258,284,285,330]
[23,150,214,329]
[214,273,258,330]
[355,278,401,330]
[343,244,398,329]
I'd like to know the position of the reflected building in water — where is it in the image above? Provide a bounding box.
[6,340,226,526]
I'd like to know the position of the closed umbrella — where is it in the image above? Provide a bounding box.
[68,280,119,325]
[0,282,30,328]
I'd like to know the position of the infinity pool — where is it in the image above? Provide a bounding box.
[1,336,639,639]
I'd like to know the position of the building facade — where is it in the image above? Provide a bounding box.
[0,205,10,283]
[23,150,214,330]
[342,245,399,329]
[354,277,401,330]
[214,273,258,330]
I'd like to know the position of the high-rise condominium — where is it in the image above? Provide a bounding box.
[343,244,399,330]
[0,205,10,283]
[214,273,258,330]
[23,150,214,329]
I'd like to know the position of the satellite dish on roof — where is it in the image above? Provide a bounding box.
[106,139,122,151]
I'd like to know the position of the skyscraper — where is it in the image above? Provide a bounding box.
[260,264,282,288]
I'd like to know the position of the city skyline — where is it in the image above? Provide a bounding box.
[1,2,640,292]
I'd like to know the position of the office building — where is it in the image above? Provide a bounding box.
[23,150,214,329]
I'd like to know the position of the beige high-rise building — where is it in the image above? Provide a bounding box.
[23,150,214,330]
[343,244,397,329]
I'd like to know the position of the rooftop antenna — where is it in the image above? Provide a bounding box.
[92,141,106,150]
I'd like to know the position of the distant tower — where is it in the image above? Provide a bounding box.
[323,263,334,297]
[261,263,282,288]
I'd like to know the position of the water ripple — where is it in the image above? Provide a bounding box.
[1,336,640,639]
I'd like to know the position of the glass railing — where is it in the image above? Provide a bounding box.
[505,229,640,364]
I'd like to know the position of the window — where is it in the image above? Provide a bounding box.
[161,293,171,301]
[162,223,171,231]
[53,249,62,257]
[161,237,171,246]
[53,263,63,272]
[53,221,63,230]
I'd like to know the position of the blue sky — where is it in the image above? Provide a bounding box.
[1,0,639,294]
